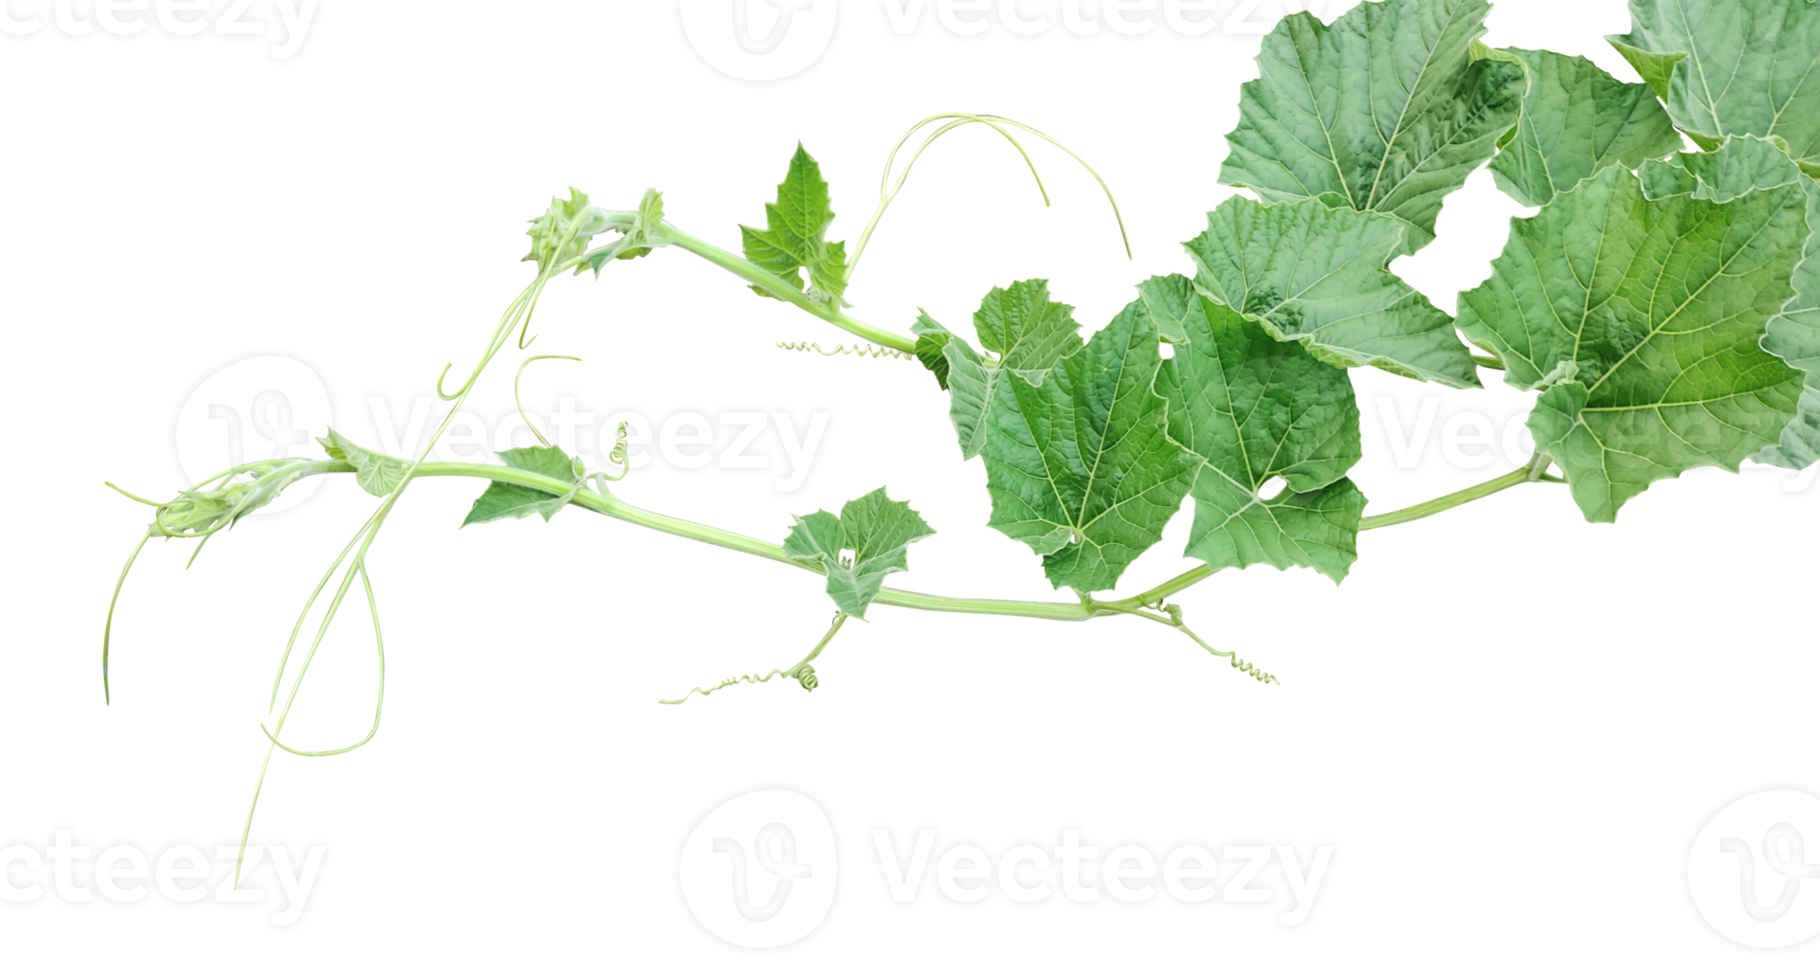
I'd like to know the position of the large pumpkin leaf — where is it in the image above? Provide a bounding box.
[980,294,1195,593]
[1219,0,1526,252]
[1456,165,1808,521]
[1608,0,1820,177]
[1186,196,1480,389]
[1142,276,1367,584]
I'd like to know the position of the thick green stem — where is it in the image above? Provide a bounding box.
[317,461,1099,622]
[1357,464,1537,532]
[653,226,917,353]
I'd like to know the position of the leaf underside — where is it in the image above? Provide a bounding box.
[319,429,410,498]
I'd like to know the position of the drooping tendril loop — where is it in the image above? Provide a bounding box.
[513,349,582,444]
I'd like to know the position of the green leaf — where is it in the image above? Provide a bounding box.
[1641,135,1807,204]
[1608,0,1820,177]
[782,489,935,619]
[589,188,665,274]
[1143,277,1367,584]
[1185,196,1481,388]
[524,187,610,273]
[1456,166,1808,521]
[979,291,1196,593]
[1218,0,1527,252]
[1486,47,1682,207]
[1758,173,1820,470]
[910,311,953,390]
[740,144,848,305]
[1637,139,1820,469]
[461,445,582,527]
[925,280,1086,460]
[318,429,410,497]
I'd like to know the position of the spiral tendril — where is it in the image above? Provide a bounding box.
[777,340,912,360]
[1169,613,1281,686]
[647,659,804,706]
[586,421,633,492]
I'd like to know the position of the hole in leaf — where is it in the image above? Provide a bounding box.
[1258,476,1289,500]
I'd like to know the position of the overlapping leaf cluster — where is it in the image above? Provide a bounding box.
[718,0,1819,610]
[888,0,1817,598]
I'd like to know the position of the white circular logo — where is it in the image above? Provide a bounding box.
[173,355,333,513]
[679,789,837,948]
[1688,789,1820,949]
[678,0,838,82]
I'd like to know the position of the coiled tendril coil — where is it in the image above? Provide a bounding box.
[775,338,917,362]
[658,659,822,706]
[1229,655,1278,686]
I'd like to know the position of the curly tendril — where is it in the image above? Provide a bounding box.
[662,613,847,705]
[1164,606,1280,686]
[589,421,633,491]
[776,340,912,360]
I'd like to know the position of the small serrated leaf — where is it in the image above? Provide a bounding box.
[318,429,410,497]
[740,144,848,305]
[783,489,934,619]
[462,445,582,527]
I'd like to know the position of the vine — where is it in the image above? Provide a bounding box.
[100,0,1820,878]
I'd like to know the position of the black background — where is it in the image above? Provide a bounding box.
[7,0,1812,961]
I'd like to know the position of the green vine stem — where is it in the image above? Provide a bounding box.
[1356,458,1552,532]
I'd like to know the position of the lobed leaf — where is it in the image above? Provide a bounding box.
[1456,164,1808,521]
[782,488,936,619]
[1486,47,1682,207]
[919,280,1086,459]
[1218,0,1527,252]
[462,445,582,527]
[979,291,1196,593]
[1186,196,1481,388]
[1609,0,1820,177]
[1144,276,1367,584]
[740,144,849,305]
